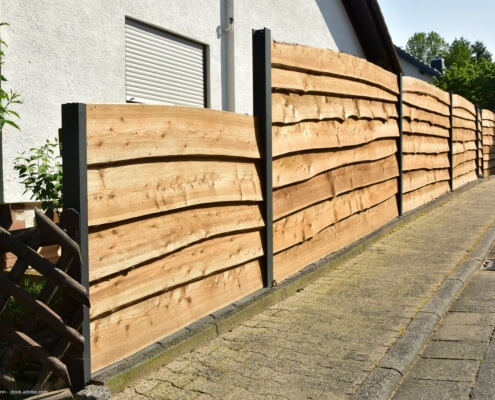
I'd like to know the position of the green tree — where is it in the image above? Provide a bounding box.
[444,37,471,68]
[0,22,21,131]
[471,40,492,62]
[405,31,448,64]
[435,58,495,111]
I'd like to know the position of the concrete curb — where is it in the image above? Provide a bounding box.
[91,179,489,395]
[353,214,495,399]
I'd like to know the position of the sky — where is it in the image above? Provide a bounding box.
[377,0,495,57]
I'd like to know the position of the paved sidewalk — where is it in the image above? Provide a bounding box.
[391,268,495,400]
[112,178,495,400]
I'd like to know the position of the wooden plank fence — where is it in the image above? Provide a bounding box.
[401,76,451,212]
[482,109,495,175]
[58,32,493,378]
[271,41,400,282]
[64,104,265,372]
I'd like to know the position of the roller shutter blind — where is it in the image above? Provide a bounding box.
[125,19,206,107]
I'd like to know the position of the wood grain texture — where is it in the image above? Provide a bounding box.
[403,153,450,171]
[453,150,477,166]
[402,120,450,138]
[88,160,262,226]
[273,179,397,253]
[403,92,449,117]
[482,109,495,124]
[484,159,495,170]
[452,94,475,116]
[403,134,449,154]
[453,171,478,190]
[88,204,263,281]
[453,160,477,178]
[90,259,263,372]
[453,141,477,154]
[90,230,263,318]
[273,155,399,220]
[86,104,259,165]
[403,169,450,194]
[271,41,398,93]
[483,149,495,160]
[452,106,477,121]
[403,181,450,213]
[402,76,450,106]
[273,196,398,283]
[272,93,398,124]
[453,128,476,142]
[273,119,399,157]
[483,135,495,144]
[272,68,397,102]
[273,139,397,188]
[403,105,450,128]
[453,117,476,131]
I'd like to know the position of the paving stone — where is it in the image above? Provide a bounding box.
[432,323,494,341]
[391,378,472,400]
[442,312,490,326]
[407,358,480,381]
[421,339,488,360]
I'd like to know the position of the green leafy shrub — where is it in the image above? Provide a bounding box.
[14,138,63,210]
[0,22,22,131]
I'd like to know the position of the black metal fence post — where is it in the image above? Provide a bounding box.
[60,103,90,390]
[396,73,403,216]
[252,28,273,288]
[449,92,454,191]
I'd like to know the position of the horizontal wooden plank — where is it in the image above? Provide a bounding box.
[88,204,263,281]
[274,179,397,253]
[403,169,450,194]
[273,118,399,158]
[453,128,476,142]
[273,196,398,283]
[273,139,397,188]
[402,120,449,138]
[484,159,495,170]
[86,104,259,164]
[272,68,397,102]
[453,150,477,166]
[453,117,476,131]
[403,92,450,117]
[452,94,475,116]
[273,155,398,220]
[483,150,495,161]
[403,134,449,154]
[272,93,398,124]
[403,181,450,213]
[88,160,262,226]
[453,171,478,190]
[482,109,495,124]
[90,259,263,372]
[403,153,450,171]
[452,106,477,122]
[402,76,450,105]
[403,105,450,128]
[483,135,495,145]
[453,160,476,178]
[90,230,263,318]
[271,41,398,94]
[453,141,477,155]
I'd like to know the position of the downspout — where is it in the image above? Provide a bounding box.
[222,0,235,112]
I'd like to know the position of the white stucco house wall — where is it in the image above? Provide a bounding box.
[0,0,398,208]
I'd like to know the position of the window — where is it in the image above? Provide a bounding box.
[125,18,207,107]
